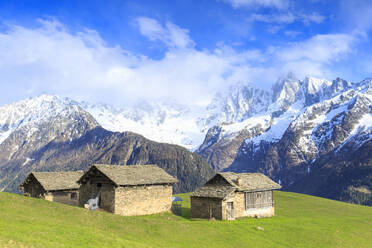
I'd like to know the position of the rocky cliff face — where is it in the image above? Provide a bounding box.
[0,96,214,194]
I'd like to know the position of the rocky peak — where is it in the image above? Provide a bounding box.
[205,82,271,127]
[0,94,99,146]
[271,74,302,111]
[302,77,329,105]
[332,77,351,91]
[360,78,372,94]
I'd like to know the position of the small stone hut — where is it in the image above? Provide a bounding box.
[19,171,84,206]
[77,164,178,216]
[190,172,281,220]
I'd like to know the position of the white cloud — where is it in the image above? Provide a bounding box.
[276,34,355,63]
[222,0,289,9]
[301,12,325,25]
[249,13,295,24]
[136,17,195,49]
[284,30,302,37]
[0,19,262,106]
[266,33,358,80]
[249,12,325,25]
[0,18,361,108]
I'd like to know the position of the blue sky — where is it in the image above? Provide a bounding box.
[0,0,371,106]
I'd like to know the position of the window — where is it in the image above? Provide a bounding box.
[70,192,77,200]
[244,191,273,210]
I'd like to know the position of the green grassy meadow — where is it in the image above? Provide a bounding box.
[0,191,371,248]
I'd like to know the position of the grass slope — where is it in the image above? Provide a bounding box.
[0,191,371,248]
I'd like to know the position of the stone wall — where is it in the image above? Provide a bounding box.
[190,197,223,220]
[221,193,235,220]
[114,184,172,216]
[45,190,80,206]
[244,207,275,218]
[233,192,245,218]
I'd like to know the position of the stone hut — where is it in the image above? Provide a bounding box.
[77,164,178,216]
[190,172,281,220]
[19,171,84,206]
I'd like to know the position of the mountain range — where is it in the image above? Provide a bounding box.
[0,75,371,205]
[0,95,214,193]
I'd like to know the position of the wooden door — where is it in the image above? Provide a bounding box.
[227,202,235,220]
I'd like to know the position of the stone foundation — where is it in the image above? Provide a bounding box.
[244,207,275,218]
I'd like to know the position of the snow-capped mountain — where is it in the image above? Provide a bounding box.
[1,76,370,166]
[0,95,99,165]
[80,100,207,150]
[0,95,99,191]
[0,75,370,205]
[0,95,93,144]
[0,95,207,151]
[0,95,213,193]
[198,76,371,170]
[202,82,271,127]
[196,75,372,205]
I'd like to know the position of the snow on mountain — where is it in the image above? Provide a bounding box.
[251,100,304,147]
[208,75,305,147]
[203,82,271,128]
[286,87,360,157]
[0,130,11,145]
[271,73,302,108]
[80,81,272,150]
[0,94,100,172]
[197,75,372,172]
[0,95,83,144]
[304,77,332,95]
[0,95,207,150]
[337,113,372,152]
[80,100,207,150]
[218,75,366,148]
[0,76,370,158]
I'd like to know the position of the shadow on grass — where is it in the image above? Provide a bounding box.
[181,207,191,220]
[171,207,191,220]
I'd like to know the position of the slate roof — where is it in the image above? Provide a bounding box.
[20,171,84,191]
[190,185,236,199]
[79,164,178,186]
[191,172,281,199]
[219,172,281,192]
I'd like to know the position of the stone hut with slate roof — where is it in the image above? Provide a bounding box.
[19,171,84,206]
[190,172,281,220]
[77,164,178,216]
